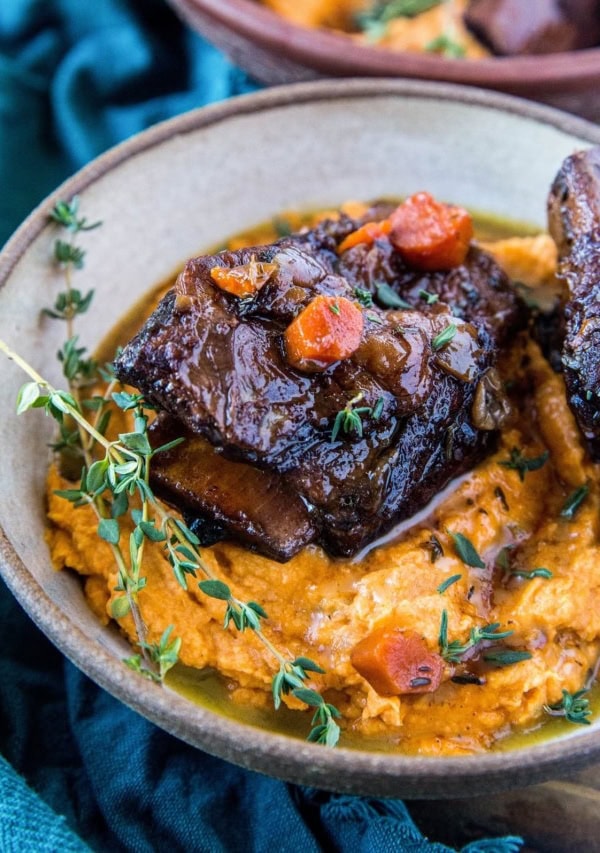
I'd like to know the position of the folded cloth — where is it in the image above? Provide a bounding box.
[0,1,525,850]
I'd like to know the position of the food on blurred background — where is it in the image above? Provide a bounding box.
[260,0,600,58]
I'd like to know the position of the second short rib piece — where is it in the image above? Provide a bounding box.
[548,146,600,459]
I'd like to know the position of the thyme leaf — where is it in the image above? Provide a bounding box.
[353,286,373,308]
[330,392,383,442]
[438,609,516,664]
[544,688,592,726]
[560,484,589,520]
[437,574,462,594]
[54,239,86,269]
[447,530,485,569]
[498,447,549,482]
[426,33,466,57]
[483,650,533,666]
[510,568,553,580]
[375,282,411,309]
[418,288,439,305]
[431,323,457,352]
[49,197,102,233]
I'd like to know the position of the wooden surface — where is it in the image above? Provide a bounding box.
[411,765,600,851]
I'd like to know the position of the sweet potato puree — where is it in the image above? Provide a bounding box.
[46,216,600,755]
[261,0,488,58]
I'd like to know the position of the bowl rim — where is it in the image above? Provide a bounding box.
[3,79,600,798]
[169,0,600,87]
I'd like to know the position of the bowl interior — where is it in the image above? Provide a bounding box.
[2,80,600,798]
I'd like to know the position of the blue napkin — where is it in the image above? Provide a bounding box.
[0,1,525,850]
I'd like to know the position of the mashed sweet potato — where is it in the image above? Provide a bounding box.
[45,227,600,755]
[261,0,489,58]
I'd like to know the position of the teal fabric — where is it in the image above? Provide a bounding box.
[0,1,525,850]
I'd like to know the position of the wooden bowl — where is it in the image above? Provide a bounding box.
[166,0,600,121]
[1,80,600,799]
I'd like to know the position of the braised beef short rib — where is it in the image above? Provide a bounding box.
[548,146,600,460]
[115,213,523,560]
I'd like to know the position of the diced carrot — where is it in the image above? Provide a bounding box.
[389,192,473,271]
[337,219,392,253]
[350,627,444,696]
[284,295,364,371]
[210,256,278,298]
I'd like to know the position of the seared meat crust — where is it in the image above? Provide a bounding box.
[115,215,522,559]
[548,147,600,458]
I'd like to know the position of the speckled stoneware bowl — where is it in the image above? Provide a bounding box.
[2,80,600,799]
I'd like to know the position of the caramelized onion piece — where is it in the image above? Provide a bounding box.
[210,256,278,298]
[471,367,512,430]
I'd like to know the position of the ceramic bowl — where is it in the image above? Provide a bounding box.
[166,0,600,121]
[2,80,600,799]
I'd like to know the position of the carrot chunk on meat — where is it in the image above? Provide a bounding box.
[389,192,473,271]
[337,219,392,253]
[210,256,278,298]
[284,295,364,372]
[350,627,444,696]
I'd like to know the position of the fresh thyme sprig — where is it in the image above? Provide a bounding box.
[125,625,182,683]
[45,198,108,470]
[3,340,341,745]
[544,689,592,726]
[49,197,102,233]
[438,609,514,664]
[330,392,384,442]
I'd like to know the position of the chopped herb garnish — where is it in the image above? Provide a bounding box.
[54,240,86,269]
[483,650,533,666]
[372,396,385,420]
[437,574,462,594]
[425,33,466,58]
[431,323,457,352]
[447,530,486,569]
[544,688,592,726]
[375,282,411,309]
[366,311,385,325]
[510,568,553,580]
[356,0,442,40]
[328,301,341,316]
[354,286,373,308]
[498,447,549,482]
[438,609,514,664]
[330,392,382,442]
[560,483,589,520]
[418,289,439,305]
